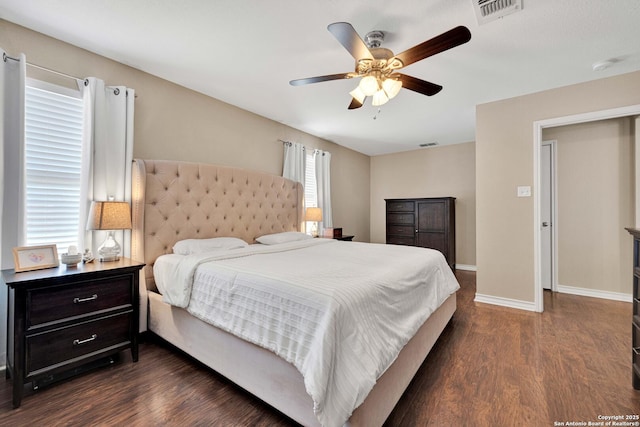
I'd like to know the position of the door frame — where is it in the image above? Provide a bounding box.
[533,104,640,312]
[541,139,558,292]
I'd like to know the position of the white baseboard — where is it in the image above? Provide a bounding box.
[474,293,537,312]
[556,284,632,303]
[456,264,477,272]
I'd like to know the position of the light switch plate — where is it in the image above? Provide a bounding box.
[517,186,531,197]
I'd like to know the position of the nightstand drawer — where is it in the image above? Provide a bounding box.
[29,276,133,326]
[26,312,132,376]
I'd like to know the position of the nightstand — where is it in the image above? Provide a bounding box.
[3,257,144,408]
[626,228,640,390]
[334,235,354,241]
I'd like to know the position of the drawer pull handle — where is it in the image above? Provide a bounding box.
[73,334,97,346]
[634,347,640,355]
[73,294,98,304]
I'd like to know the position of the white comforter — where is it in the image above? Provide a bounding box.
[154,239,459,427]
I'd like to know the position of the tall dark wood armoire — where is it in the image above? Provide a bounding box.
[385,197,456,270]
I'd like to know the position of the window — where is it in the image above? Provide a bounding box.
[24,80,84,253]
[305,151,317,208]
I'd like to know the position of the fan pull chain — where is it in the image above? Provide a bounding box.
[373,108,382,120]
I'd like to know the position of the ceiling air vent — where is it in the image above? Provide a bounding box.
[473,0,523,25]
[419,142,439,148]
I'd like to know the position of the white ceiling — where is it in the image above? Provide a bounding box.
[1,0,640,156]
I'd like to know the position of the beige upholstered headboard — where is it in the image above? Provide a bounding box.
[131,159,304,292]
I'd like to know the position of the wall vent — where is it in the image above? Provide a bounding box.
[473,0,523,25]
[419,142,439,147]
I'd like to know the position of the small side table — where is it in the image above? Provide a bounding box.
[3,257,144,408]
[334,235,354,241]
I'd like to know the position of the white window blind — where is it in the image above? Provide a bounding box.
[305,151,317,208]
[24,83,84,253]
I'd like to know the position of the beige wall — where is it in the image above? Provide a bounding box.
[543,119,634,294]
[370,142,476,267]
[477,70,640,303]
[0,19,371,243]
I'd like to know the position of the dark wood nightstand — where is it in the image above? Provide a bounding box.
[334,235,354,241]
[626,228,640,390]
[3,257,144,408]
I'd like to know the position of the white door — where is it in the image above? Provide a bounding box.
[541,142,554,290]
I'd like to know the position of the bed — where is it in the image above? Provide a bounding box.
[130,159,459,427]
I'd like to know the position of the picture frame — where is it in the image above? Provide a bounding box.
[12,244,59,272]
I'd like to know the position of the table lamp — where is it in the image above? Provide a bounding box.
[86,200,132,261]
[304,207,322,237]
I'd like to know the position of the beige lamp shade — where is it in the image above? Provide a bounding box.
[304,207,323,222]
[86,201,132,230]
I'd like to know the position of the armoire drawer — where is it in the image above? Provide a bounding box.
[386,201,414,212]
[387,213,414,225]
[387,225,415,236]
[387,236,415,246]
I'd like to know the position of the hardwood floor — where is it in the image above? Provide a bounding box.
[1,271,637,426]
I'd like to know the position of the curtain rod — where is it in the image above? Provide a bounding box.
[2,53,135,97]
[3,52,83,83]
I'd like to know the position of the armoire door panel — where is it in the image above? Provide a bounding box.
[417,202,445,231]
[417,233,446,255]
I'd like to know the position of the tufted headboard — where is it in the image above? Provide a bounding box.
[131,159,304,292]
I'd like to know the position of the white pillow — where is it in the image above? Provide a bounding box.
[172,237,248,255]
[256,231,313,245]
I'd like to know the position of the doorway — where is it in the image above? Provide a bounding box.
[533,104,640,312]
[540,140,556,291]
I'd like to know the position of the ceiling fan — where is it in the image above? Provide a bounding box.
[290,22,471,109]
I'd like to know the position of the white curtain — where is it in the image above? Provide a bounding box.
[282,141,306,185]
[78,78,135,258]
[0,49,26,367]
[1,51,26,270]
[315,149,333,233]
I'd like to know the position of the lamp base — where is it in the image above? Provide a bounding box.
[97,231,121,262]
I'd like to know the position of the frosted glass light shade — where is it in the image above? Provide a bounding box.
[359,75,380,96]
[382,78,402,99]
[371,90,389,106]
[349,86,366,104]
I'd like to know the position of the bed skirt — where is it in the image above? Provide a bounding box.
[148,291,456,426]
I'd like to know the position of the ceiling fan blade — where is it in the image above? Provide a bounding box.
[327,22,374,61]
[348,97,364,109]
[393,26,471,68]
[289,73,353,86]
[397,74,443,96]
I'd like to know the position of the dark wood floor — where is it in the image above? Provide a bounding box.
[1,271,637,426]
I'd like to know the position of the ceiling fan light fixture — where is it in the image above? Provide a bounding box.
[359,75,380,96]
[371,89,389,106]
[349,86,366,104]
[382,78,402,99]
